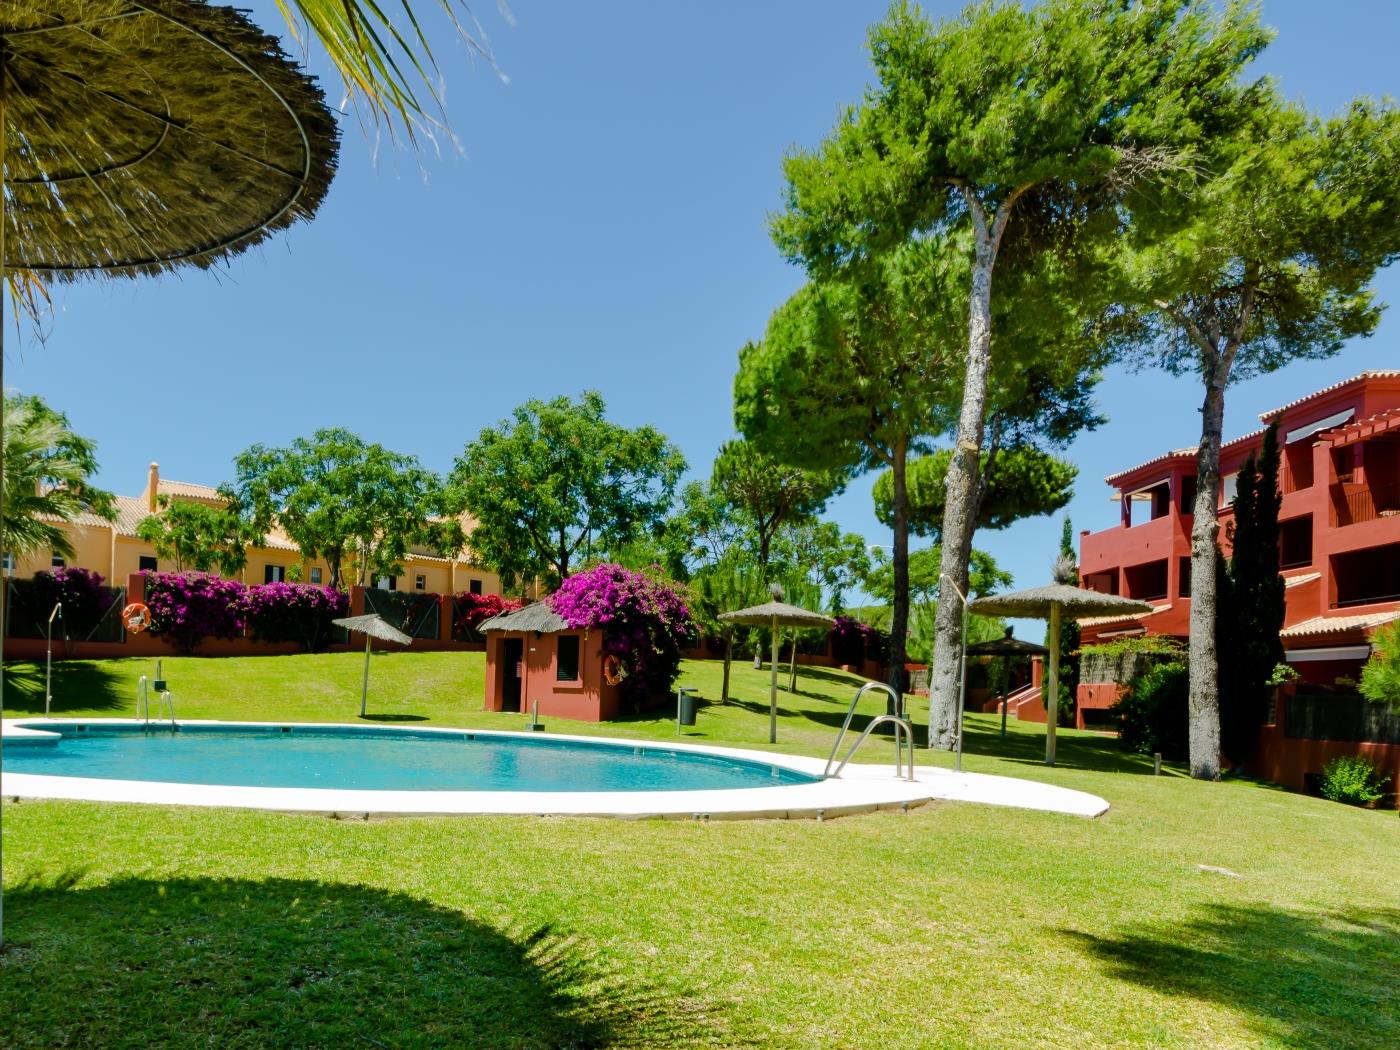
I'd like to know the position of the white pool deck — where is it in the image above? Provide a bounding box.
[1,719,1110,820]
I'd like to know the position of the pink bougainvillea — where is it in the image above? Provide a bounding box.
[549,564,692,705]
[142,571,248,653]
[245,581,349,651]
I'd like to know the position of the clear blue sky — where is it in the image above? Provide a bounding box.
[12,0,1400,609]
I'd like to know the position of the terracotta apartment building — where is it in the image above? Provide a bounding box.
[1078,370,1400,682]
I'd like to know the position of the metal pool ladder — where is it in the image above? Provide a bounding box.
[824,682,916,782]
[135,674,177,732]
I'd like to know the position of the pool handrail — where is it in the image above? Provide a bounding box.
[824,682,916,782]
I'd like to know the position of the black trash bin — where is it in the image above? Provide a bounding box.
[677,687,699,727]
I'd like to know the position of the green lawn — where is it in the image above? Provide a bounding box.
[2,651,1398,1048]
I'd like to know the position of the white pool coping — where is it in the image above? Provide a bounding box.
[1,719,1110,820]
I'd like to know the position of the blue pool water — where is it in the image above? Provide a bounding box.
[3,724,819,793]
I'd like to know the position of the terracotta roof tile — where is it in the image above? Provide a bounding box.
[1259,370,1400,421]
[1281,609,1400,638]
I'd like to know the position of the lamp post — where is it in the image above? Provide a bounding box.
[45,603,62,718]
[939,574,969,771]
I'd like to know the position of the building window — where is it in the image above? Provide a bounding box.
[2,551,14,574]
[1220,472,1239,508]
[469,578,483,595]
[415,573,427,592]
[309,567,323,585]
[51,554,65,569]
[1178,558,1192,598]
[265,564,285,584]
[1279,516,1313,570]
[139,556,158,572]
[375,575,396,591]
[556,635,580,682]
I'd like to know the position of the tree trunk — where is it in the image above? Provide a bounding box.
[788,633,798,692]
[928,240,997,750]
[887,441,910,716]
[1188,350,1230,780]
[721,631,733,703]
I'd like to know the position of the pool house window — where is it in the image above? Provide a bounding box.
[556,635,580,682]
[264,564,285,583]
[415,573,427,592]
[309,567,322,584]
[139,556,158,572]
[51,554,65,569]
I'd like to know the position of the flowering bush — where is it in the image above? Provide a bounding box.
[143,571,247,653]
[452,592,521,641]
[245,581,349,651]
[21,567,115,642]
[831,616,886,666]
[549,563,693,707]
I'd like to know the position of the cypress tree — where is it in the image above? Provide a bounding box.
[1220,424,1286,767]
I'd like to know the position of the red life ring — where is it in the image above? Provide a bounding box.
[602,654,627,686]
[122,602,153,634]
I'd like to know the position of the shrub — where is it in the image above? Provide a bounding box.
[17,567,115,641]
[1360,621,1400,711]
[143,571,247,653]
[550,563,692,708]
[1318,755,1391,806]
[244,582,349,652]
[1113,660,1189,761]
[453,592,521,641]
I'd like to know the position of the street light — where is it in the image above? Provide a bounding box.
[939,573,969,771]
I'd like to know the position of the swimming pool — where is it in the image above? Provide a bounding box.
[2,722,819,793]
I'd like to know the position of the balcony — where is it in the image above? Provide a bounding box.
[1331,480,1400,528]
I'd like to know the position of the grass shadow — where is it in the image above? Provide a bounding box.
[360,713,430,722]
[1062,903,1400,1049]
[0,872,726,1048]
[2,660,126,715]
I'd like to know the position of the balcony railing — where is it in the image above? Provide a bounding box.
[1332,480,1400,528]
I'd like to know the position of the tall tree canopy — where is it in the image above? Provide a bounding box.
[1,395,115,560]
[136,496,262,576]
[227,429,463,590]
[709,440,838,576]
[874,446,1077,539]
[734,243,960,701]
[771,0,1265,748]
[453,392,685,589]
[1122,94,1400,778]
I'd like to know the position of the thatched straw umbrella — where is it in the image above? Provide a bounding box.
[333,614,414,717]
[969,584,1152,765]
[966,628,1050,739]
[719,599,834,744]
[0,0,337,948]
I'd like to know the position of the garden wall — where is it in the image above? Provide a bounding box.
[2,575,486,661]
[1253,683,1400,806]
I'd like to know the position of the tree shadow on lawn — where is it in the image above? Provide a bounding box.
[0,872,726,1049]
[2,660,126,716]
[1062,903,1400,1049]
[961,718,1167,776]
[359,713,431,722]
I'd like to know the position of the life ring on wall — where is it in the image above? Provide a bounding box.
[122,602,153,634]
[602,654,627,686]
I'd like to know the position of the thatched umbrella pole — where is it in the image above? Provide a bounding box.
[769,613,779,742]
[969,583,1152,766]
[0,43,9,952]
[720,600,834,746]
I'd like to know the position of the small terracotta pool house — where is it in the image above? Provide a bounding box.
[478,604,624,721]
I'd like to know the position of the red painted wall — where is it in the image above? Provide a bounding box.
[1253,685,1400,807]
[483,629,624,722]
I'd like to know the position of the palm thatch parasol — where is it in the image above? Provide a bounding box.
[333,614,414,717]
[0,0,338,948]
[966,628,1050,739]
[969,583,1152,764]
[719,599,833,744]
